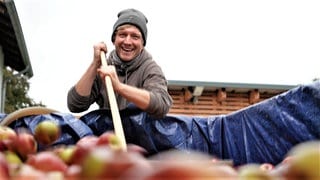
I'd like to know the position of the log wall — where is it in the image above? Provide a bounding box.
[168,89,281,116]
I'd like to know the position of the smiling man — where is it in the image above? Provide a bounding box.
[67,8,172,118]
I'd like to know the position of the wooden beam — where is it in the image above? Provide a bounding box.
[249,89,260,104]
[184,88,193,102]
[216,88,227,103]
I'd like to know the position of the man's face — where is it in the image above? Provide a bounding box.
[114,25,144,61]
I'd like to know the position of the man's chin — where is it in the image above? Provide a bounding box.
[119,54,134,61]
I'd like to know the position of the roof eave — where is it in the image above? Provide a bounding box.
[5,0,33,78]
[168,80,298,91]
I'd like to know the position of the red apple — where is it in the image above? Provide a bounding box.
[269,162,290,178]
[127,160,237,179]
[80,146,150,179]
[97,131,122,150]
[141,150,237,179]
[45,171,64,179]
[259,163,274,172]
[34,120,61,146]
[13,131,37,160]
[75,135,98,148]
[68,145,91,166]
[13,164,46,180]
[65,164,82,180]
[0,126,17,151]
[0,142,6,152]
[26,151,68,173]
[269,155,294,177]
[127,144,148,155]
[281,155,294,165]
[0,153,10,179]
[68,136,99,165]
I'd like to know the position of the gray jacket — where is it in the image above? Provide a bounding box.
[67,49,172,118]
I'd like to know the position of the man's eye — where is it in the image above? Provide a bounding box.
[132,35,140,40]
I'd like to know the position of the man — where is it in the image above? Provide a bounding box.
[67,8,172,118]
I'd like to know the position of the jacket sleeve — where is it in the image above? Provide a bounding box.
[67,76,104,113]
[143,63,173,118]
[67,86,92,113]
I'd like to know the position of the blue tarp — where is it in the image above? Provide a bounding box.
[3,81,320,166]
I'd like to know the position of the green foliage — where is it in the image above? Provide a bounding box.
[3,68,45,114]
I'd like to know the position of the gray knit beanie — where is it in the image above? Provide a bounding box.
[111,8,148,46]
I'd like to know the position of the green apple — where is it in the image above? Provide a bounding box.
[0,126,17,141]
[0,126,17,151]
[4,150,22,165]
[97,131,121,150]
[284,141,320,179]
[34,120,61,146]
[54,145,76,165]
[238,163,272,180]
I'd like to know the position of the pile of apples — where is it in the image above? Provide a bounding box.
[0,120,319,179]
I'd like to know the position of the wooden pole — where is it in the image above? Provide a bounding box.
[100,52,127,151]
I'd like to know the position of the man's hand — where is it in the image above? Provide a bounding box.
[93,42,108,68]
[97,59,122,93]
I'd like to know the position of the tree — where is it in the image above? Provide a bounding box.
[3,68,45,114]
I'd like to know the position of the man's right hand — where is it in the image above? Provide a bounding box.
[93,42,108,68]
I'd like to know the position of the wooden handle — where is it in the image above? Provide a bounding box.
[100,52,127,151]
[0,107,58,126]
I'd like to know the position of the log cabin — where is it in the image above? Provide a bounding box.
[168,80,297,116]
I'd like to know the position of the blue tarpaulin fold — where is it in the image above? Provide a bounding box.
[3,81,320,165]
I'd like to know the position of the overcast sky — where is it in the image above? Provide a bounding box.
[13,0,320,115]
